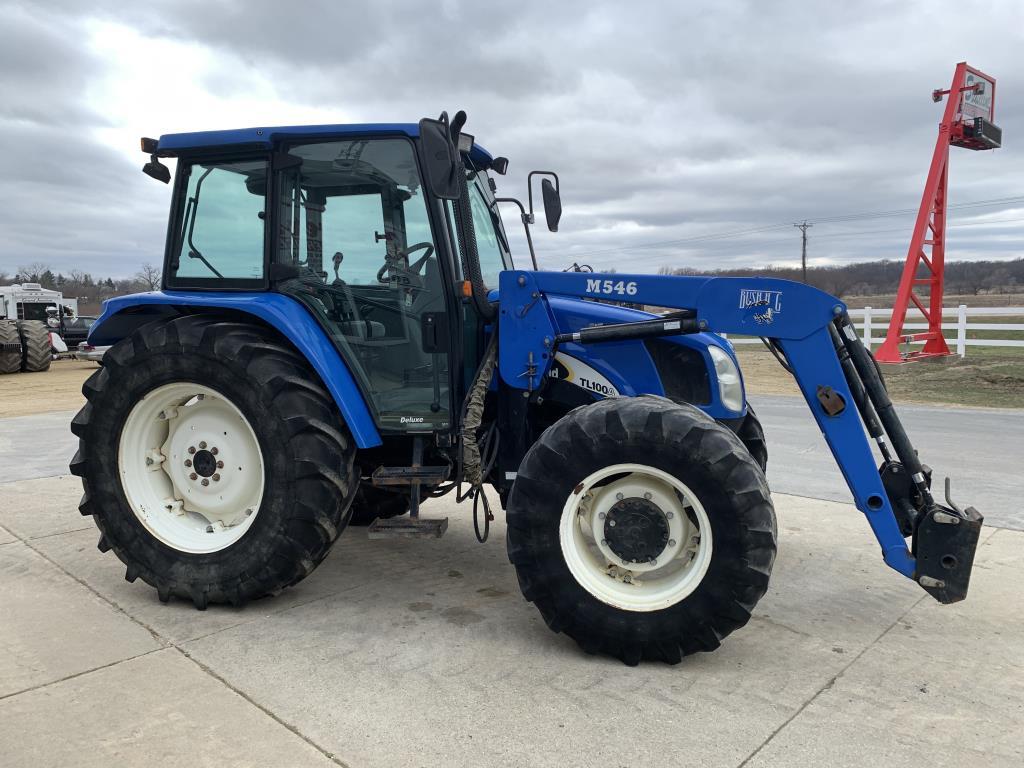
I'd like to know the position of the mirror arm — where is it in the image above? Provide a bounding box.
[495,198,539,270]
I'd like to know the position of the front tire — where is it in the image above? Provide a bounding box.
[70,316,357,608]
[506,396,776,665]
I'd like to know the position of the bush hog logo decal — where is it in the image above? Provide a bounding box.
[548,353,620,398]
[739,289,783,325]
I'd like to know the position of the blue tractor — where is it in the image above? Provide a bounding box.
[71,111,983,665]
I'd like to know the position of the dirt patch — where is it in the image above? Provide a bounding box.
[0,359,97,419]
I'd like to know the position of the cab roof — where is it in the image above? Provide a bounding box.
[155,122,495,167]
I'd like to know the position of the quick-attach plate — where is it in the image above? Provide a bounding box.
[913,505,983,603]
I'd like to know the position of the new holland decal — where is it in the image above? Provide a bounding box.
[548,353,620,398]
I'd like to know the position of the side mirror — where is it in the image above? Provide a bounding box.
[528,171,562,232]
[142,155,171,184]
[541,178,561,232]
[418,114,460,200]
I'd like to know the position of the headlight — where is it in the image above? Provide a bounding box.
[708,346,744,412]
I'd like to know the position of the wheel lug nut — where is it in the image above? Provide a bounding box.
[600,539,608,546]
[188,446,196,455]
[666,511,674,519]
[211,447,218,456]
[598,511,606,520]
[650,558,658,566]
[615,492,624,500]
[644,492,652,500]
[199,441,207,449]
[668,539,676,547]
[212,474,220,482]
[216,460,224,469]
[189,472,198,480]
[608,520,616,527]
[184,459,192,467]
[201,478,209,487]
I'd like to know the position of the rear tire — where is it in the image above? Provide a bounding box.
[0,322,21,374]
[70,316,357,608]
[506,396,776,665]
[17,320,51,372]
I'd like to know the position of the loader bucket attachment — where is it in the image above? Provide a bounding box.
[913,504,984,604]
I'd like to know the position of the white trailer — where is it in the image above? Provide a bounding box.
[0,283,78,374]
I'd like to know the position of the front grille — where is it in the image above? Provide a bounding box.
[644,339,711,405]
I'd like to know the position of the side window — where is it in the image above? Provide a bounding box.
[171,159,267,282]
[467,176,509,288]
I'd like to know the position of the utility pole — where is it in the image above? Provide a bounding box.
[793,221,813,283]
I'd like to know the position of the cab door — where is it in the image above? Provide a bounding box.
[274,138,454,433]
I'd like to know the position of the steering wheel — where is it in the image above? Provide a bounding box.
[376,242,434,286]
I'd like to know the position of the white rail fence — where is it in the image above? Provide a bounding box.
[723,305,1024,356]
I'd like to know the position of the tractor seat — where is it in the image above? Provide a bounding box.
[338,319,386,340]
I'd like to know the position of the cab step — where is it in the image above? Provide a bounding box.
[367,516,449,539]
[371,465,450,486]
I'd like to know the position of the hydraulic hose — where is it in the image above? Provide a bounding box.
[837,313,935,507]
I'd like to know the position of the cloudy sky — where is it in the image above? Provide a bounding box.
[2,0,1022,279]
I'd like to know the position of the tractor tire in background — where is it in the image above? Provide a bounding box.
[347,483,410,526]
[0,322,22,374]
[506,396,776,666]
[17,320,51,372]
[70,316,357,609]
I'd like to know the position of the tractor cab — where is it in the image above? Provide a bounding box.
[153,123,515,435]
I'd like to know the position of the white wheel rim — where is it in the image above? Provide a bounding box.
[117,382,265,554]
[559,463,713,612]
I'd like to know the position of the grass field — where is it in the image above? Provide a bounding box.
[842,292,1024,309]
[737,345,1024,409]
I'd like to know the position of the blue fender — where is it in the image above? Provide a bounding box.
[89,291,383,448]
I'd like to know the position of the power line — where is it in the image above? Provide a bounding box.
[813,215,1024,241]
[549,195,1024,261]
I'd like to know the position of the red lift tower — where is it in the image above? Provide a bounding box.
[876,62,1001,364]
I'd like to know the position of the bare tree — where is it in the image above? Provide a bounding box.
[16,262,52,283]
[135,263,162,291]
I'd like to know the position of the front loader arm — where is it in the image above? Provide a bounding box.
[498,270,983,603]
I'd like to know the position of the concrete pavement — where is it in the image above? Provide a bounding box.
[1,475,1022,767]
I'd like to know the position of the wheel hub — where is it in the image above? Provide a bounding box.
[192,448,218,478]
[604,498,669,564]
